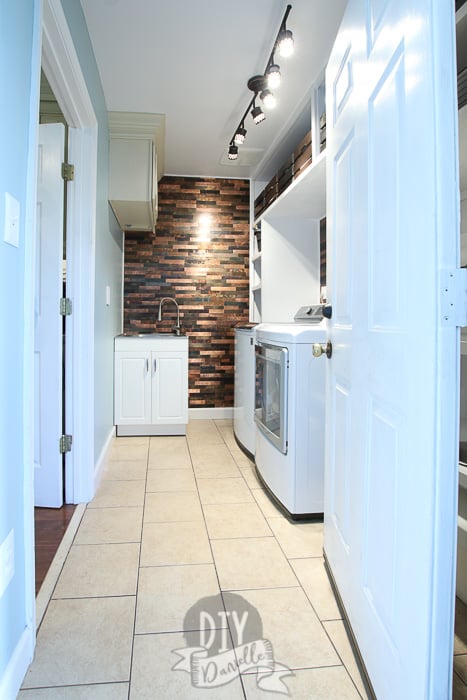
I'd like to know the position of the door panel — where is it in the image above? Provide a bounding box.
[114,352,151,424]
[34,123,65,508]
[325,0,458,697]
[152,353,187,423]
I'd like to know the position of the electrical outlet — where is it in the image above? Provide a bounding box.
[0,530,14,598]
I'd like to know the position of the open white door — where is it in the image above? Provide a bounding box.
[324,0,459,698]
[34,123,65,508]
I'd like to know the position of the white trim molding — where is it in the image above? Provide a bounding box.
[41,0,97,504]
[93,426,116,494]
[0,626,35,700]
[41,0,96,128]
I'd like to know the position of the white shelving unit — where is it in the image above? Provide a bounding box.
[249,74,327,324]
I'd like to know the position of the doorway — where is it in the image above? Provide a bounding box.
[33,71,76,590]
[28,0,98,604]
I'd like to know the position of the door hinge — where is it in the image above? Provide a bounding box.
[60,297,72,316]
[61,162,75,181]
[59,434,72,454]
[440,269,467,327]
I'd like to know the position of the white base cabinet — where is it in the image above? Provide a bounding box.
[114,335,188,435]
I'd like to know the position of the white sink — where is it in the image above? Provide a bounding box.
[121,332,184,338]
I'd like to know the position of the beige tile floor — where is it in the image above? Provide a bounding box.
[20,420,374,699]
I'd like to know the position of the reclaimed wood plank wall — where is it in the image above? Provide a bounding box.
[124,176,250,408]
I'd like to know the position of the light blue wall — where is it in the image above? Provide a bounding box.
[0,0,40,683]
[0,0,123,689]
[60,0,123,462]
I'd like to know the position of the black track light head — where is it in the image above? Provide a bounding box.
[228,143,238,160]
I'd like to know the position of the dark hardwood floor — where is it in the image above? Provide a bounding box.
[34,505,76,594]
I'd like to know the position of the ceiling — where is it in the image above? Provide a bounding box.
[80,0,347,181]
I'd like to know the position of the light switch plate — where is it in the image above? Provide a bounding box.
[4,192,20,247]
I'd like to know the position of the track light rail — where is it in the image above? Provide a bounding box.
[227,4,293,160]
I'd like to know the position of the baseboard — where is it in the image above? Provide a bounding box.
[93,425,116,493]
[188,407,233,420]
[323,551,377,700]
[0,624,35,700]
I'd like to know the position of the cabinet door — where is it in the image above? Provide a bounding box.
[151,351,188,424]
[115,351,151,425]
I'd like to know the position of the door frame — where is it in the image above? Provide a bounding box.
[41,0,97,504]
[20,0,98,675]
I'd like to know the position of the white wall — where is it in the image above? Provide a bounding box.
[0,2,124,695]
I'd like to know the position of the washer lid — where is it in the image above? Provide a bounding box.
[255,321,327,343]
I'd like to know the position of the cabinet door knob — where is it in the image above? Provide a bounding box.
[154,359,157,372]
[146,358,149,372]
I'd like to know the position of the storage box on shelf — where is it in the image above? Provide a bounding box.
[293,131,312,179]
[253,128,313,221]
[254,191,266,220]
[277,156,294,195]
[264,175,278,207]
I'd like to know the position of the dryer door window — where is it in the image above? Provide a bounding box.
[254,342,288,454]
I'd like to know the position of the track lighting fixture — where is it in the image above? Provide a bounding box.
[226,4,293,162]
[234,124,247,145]
[278,29,294,57]
[251,101,266,125]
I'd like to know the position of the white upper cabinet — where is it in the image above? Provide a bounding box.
[108,111,165,233]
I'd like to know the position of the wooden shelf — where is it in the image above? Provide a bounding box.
[255,152,326,223]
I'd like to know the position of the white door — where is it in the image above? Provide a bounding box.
[324,0,459,698]
[34,123,65,507]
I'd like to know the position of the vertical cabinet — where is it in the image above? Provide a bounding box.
[114,335,188,436]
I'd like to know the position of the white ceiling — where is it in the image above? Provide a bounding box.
[80,0,347,180]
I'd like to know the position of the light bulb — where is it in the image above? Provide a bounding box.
[251,104,265,125]
[234,126,246,145]
[260,89,277,109]
[267,63,281,89]
[278,29,294,58]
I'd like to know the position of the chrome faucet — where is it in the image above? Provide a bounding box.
[157,297,181,335]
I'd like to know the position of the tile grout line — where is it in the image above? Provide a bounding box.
[126,435,151,700]
[192,422,345,693]
[186,425,248,699]
[220,423,370,697]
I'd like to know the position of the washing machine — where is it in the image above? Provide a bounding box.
[254,305,329,519]
[233,325,256,457]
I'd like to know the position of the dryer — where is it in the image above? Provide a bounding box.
[254,306,329,519]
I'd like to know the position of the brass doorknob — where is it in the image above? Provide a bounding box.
[312,341,332,359]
